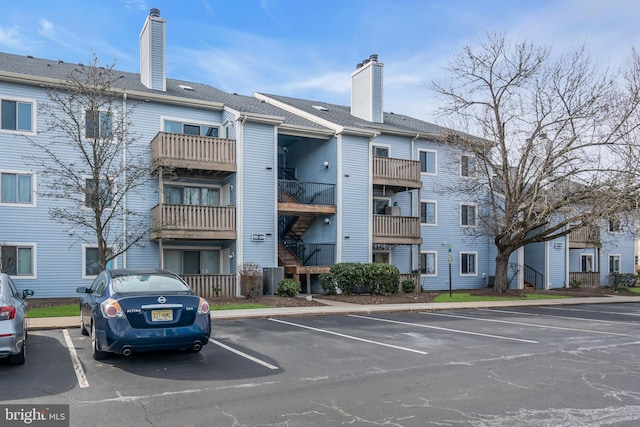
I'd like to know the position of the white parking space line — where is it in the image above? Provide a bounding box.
[540,306,640,318]
[350,315,538,343]
[481,308,640,326]
[62,329,89,388]
[422,312,631,337]
[209,338,279,370]
[269,318,428,355]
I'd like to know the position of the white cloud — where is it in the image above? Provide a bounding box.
[0,25,23,49]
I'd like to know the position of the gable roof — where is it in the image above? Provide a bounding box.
[0,51,332,135]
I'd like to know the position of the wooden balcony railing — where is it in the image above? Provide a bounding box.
[372,214,422,244]
[150,204,236,240]
[181,274,237,298]
[372,156,421,190]
[568,226,601,248]
[568,272,601,288]
[150,131,236,174]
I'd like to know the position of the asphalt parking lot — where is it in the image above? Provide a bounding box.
[2,303,640,426]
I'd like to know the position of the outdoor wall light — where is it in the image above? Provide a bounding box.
[324,217,331,225]
[323,161,329,168]
[229,252,235,259]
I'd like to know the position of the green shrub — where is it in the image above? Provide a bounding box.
[330,263,366,295]
[320,273,338,295]
[277,278,301,297]
[402,280,416,293]
[365,263,400,295]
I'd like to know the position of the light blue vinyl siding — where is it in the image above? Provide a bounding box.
[341,134,369,262]
[241,121,277,268]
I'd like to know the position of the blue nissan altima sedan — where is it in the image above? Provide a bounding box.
[77,269,211,360]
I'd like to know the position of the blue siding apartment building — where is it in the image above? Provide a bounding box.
[0,9,635,297]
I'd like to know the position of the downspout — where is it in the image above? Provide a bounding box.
[122,92,128,268]
[234,114,248,296]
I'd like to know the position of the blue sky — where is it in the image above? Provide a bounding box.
[1,0,639,122]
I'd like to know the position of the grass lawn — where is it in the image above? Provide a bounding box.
[434,293,569,303]
[627,287,640,294]
[27,304,80,318]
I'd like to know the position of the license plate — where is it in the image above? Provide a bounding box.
[151,309,173,321]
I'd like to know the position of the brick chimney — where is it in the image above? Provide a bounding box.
[351,54,383,123]
[140,8,166,91]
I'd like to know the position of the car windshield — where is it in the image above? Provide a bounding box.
[112,274,191,293]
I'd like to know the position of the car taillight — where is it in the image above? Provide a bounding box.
[197,298,210,314]
[0,306,16,320]
[100,299,124,318]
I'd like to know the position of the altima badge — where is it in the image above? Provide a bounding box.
[157,296,166,304]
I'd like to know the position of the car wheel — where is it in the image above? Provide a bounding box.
[8,338,26,365]
[90,322,107,360]
[80,318,89,336]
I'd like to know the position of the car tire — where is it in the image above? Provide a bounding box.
[90,322,107,360]
[80,318,89,336]
[8,338,26,365]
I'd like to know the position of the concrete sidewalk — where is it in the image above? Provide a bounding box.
[26,294,640,330]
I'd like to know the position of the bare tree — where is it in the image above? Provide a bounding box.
[432,32,640,292]
[27,55,150,273]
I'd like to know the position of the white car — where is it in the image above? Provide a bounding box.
[0,273,34,365]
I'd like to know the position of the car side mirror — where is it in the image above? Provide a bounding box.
[76,286,91,294]
[22,289,34,299]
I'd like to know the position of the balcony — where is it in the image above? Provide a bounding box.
[181,274,237,298]
[150,132,236,176]
[568,226,601,248]
[150,204,236,240]
[372,156,421,191]
[372,214,422,245]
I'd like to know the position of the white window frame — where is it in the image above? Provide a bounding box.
[82,244,117,280]
[460,154,476,178]
[0,96,36,134]
[84,108,114,139]
[161,115,221,137]
[83,176,114,210]
[580,254,594,272]
[460,203,477,227]
[608,254,621,274]
[373,196,391,215]
[162,245,223,275]
[608,218,621,233]
[0,242,37,279]
[421,251,437,276]
[460,251,478,276]
[0,169,36,207]
[420,200,437,226]
[372,144,390,158]
[419,149,437,175]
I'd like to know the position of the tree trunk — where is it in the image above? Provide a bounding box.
[494,251,511,293]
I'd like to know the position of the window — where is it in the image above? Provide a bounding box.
[83,246,116,278]
[372,146,389,157]
[609,218,621,233]
[373,198,390,215]
[164,249,220,275]
[461,252,477,275]
[609,255,621,274]
[164,120,219,137]
[581,254,594,272]
[84,178,113,209]
[421,201,436,225]
[461,155,476,177]
[420,252,437,275]
[1,244,34,277]
[85,110,112,138]
[1,172,33,204]
[164,185,220,206]
[419,150,436,174]
[1,99,32,131]
[461,204,476,226]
